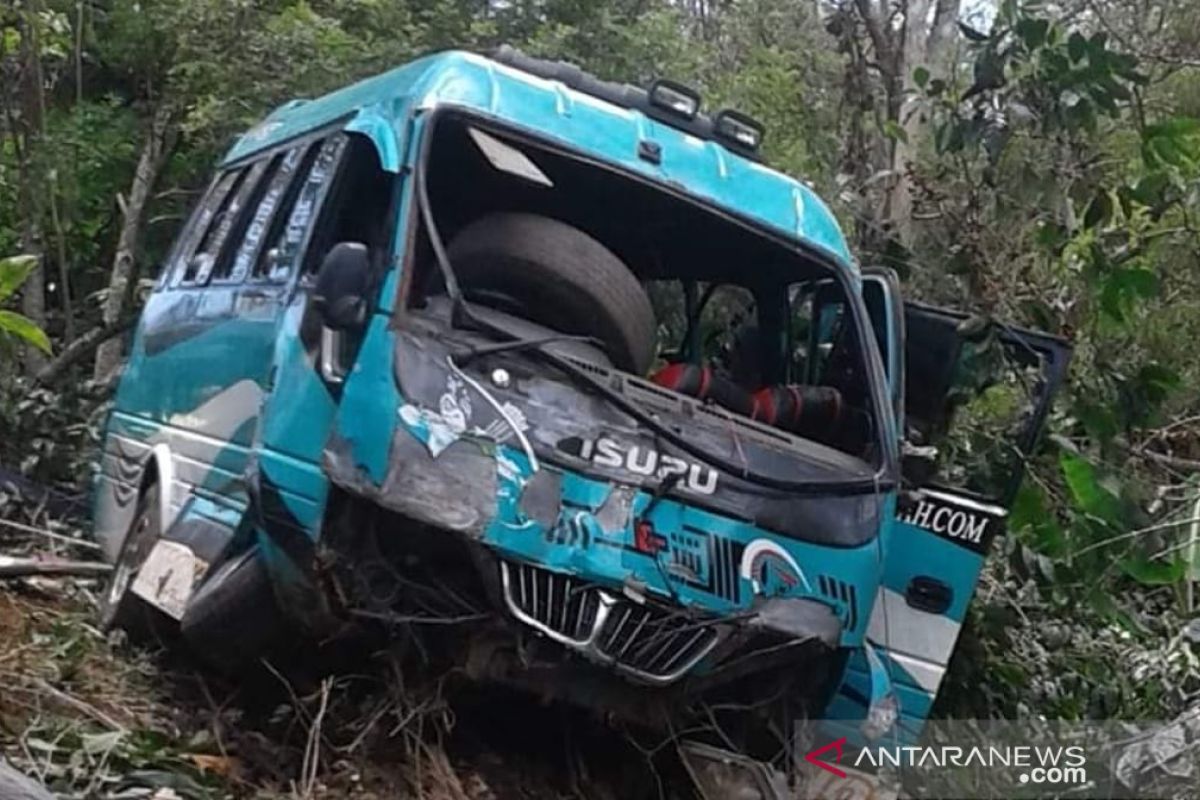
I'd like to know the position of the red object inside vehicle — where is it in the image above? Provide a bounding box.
[651,363,843,436]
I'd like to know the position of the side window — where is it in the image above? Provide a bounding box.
[793,280,855,389]
[300,134,393,277]
[165,171,237,285]
[255,136,347,282]
[156,175,218,289]
[208,156,280,283]
[194,160,270,284]
[180,167,250,285]
[697,284,760,387]
[903,308,1066,504]
[646,281,760,381]
[231,147,302,282]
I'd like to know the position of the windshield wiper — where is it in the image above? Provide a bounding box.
[451,332,606,365]
[415,141,893,497]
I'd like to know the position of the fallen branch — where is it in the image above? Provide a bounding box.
[33,315,137,384]
[0,555,111,579]
[1116,437,1200,473]
[1136,448,1200,472]
[31,678,127,732]
[0,518,102,551]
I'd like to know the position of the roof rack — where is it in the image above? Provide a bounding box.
[488,46,763,161]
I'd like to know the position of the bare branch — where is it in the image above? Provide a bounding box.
[33,315,138,384]
[0,555,111,579]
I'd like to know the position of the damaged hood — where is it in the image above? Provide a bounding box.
[390,304,882,549]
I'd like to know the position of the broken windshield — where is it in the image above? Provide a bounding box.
[405,110,895,492]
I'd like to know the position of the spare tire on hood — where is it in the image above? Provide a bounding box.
[445,212,657,375]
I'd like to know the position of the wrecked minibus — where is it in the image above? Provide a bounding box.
[92,47,1071,797]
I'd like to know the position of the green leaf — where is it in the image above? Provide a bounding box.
[1141,117,1200,170]
[1099,268,1155,323]
[1135,363,1180,397]
[1060,452,1121,525]
[1120,268,1158,298]
[1120,553,1187,586]
[1014,17,1048,50]
[882,119,909,143]
[1082,189,1112,229]
[0,310,52,354]
[1104,77,1131,102]
[1075,400,1119,442]
[958,21,990,42]
[1011,481,1066,557]
[913,66,930,89]
[1129,171,1169,206]
[0,254,39,301]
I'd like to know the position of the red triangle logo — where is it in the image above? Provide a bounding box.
[804,736,847,779]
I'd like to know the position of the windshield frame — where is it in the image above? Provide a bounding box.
[392,105,899,491]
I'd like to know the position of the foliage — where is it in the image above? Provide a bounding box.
[0,254,50,355]
[902,1,1200,618]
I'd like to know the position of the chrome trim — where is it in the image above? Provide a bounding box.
[500,561,722,686]
[320,328,345,384]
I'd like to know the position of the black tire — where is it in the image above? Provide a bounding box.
[97,484,161,633]
[180,546,286,673]
[446,212,657,375]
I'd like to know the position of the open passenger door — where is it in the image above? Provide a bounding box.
[860,278,1071,738]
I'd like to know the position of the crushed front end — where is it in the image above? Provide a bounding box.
[321,298,891,757]
[316,104,899,787]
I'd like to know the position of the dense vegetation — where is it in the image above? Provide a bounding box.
[2,0,1198,724]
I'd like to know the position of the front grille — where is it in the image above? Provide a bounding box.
[505,560,599,643]
[500,560,722,684]
[597,600,721,679]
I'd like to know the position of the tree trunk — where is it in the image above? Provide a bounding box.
[15,7,48,376]
[92,104,175,382]
[888,0,960,246]
[850,0,961,251]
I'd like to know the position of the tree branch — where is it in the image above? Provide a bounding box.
[33,315,138,384]
[0,555,111,579]
[1116,436,1200,472]
[853,0,893,65]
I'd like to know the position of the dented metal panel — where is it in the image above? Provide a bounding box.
[222,51,855,271]
[322,310,879,649]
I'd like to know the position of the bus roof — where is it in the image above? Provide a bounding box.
[222,50,856,272]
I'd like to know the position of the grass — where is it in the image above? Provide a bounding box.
[0,537,646,800]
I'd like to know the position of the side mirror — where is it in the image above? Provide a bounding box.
[313,242,371,330]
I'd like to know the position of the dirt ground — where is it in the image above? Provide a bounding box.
[0,524,670,800]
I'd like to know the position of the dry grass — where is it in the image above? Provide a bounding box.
[0,550,641,799]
